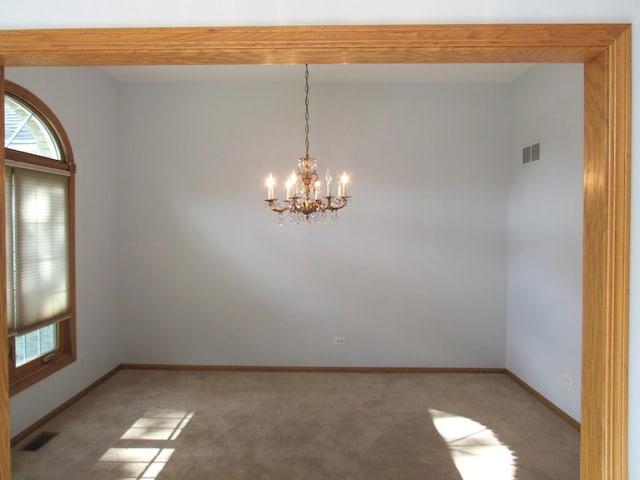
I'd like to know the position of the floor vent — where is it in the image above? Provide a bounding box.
[22,431,58,451]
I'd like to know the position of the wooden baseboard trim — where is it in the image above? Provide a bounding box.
[10,364,578,448]
[10,364,122,447]
[505,369,580,432]
[120,363,507,374]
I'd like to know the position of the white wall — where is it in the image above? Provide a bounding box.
[117,81,510,367]
[5,67,122,436]
[2,2,640,477]
[506,64,584,421]
[4,65,582,428]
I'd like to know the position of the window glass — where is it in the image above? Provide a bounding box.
[15,324,58,367]
[4,95,61,160]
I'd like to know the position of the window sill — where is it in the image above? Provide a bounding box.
[9,353,76,397]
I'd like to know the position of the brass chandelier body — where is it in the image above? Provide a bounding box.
[265,64,350,225]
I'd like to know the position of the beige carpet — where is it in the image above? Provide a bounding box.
[11,370,579,480]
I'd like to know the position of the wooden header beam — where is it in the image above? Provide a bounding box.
[0,24,630,66]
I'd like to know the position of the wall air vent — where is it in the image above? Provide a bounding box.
[522,142,541,165]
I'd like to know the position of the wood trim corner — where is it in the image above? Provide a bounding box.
[581,25,631,480]
[505,369,580,431]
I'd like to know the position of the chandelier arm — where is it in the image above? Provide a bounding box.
[265,199,291,214]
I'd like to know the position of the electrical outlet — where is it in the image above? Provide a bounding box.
[563,374,573,387]
[334,336,346,345]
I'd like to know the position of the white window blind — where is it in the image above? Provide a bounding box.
[6,166,70,336]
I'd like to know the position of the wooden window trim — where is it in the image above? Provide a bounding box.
[8,320,75,396]
[4,81,77,397]
[6,150,73,173]
[0,24,631,480]
[5,80,75,167]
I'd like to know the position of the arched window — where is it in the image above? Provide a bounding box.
[4,80,76,395]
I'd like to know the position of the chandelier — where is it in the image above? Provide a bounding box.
[264,64,351,225]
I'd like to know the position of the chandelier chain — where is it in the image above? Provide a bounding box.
[304,64,310,158]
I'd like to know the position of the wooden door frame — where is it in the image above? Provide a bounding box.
[0,24,631,480]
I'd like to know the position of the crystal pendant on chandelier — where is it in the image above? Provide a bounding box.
[264,64,351,225]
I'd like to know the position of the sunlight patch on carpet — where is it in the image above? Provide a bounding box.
[429,408,517,480]
[95,409,194,478]
[121,409,194,441]
[97,447,174,479]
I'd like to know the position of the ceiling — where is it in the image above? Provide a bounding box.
[100,64,533,84]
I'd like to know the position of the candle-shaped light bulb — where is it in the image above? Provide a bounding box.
[340,172,349,197]
[285,179,292,199]
[314,180,321,200]
[288,172,297,197]
[266,173,275,199]
[325,169,332,197]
